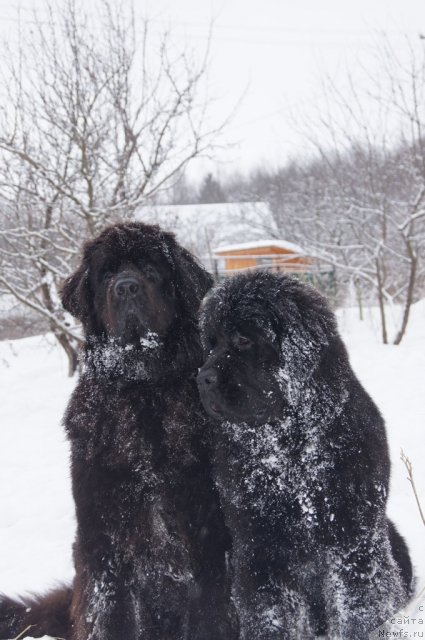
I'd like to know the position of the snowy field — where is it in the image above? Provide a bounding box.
[0,300,424,639]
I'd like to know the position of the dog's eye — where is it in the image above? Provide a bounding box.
[101,270,113,283]
[233,334,252,350]
[144,264,160,282]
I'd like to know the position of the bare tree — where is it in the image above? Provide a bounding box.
[168,171,199,205]
[286,36,425,343]
[197,172,227,203]
[0,0,227,374]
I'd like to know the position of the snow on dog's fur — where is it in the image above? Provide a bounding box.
[197,271,413,639]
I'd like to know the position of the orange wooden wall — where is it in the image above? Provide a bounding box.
[214,246,311,273]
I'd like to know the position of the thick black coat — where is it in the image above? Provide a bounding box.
[0,222,237,640]
[64,223,237,640]
[197,271,413,640]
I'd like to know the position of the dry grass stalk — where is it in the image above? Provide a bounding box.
[401,449,425,528]
[13,626,34,640]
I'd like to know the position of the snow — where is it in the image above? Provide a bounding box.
[0,295,19,313]
[0,299,424,639]
[84,332,162,381]
[0,335,76,601]
[214,239,306,255]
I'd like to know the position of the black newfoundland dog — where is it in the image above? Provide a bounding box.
[197,271,413,639]
[0,222,237,640]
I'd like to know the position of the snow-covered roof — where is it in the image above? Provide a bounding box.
[214,239,305,255]
[134,201,279,270]
[135,202,314,267]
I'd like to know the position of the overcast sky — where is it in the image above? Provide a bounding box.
[1,0,424,176]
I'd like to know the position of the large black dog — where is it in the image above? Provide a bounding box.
[197,271,413,639]
[0,222,237,640]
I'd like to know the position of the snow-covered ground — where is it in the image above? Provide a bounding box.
[0,334,75,598]
[0,301,424,639]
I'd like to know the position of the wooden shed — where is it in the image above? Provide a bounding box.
[213,240,312,276]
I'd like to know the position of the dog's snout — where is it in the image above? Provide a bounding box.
[113,276,139,298]
[197,368,218,387]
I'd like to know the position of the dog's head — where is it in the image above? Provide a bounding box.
[197,272,339,424]
[61,222,212,379]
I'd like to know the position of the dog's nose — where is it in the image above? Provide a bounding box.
[197,369,218,387]
[113,277,139,298]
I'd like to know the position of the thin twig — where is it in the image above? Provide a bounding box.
[401,449,425,527]
[13,625,34,640]
[12,624,65,640]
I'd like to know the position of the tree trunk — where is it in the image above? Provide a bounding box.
[355,281,364,321]
[55,332,79,376]
[393,254,417,346]
[375,260,388,344]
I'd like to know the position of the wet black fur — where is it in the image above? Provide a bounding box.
[0,222,237,640]
[0,587,72,639]
[198,271,413,640]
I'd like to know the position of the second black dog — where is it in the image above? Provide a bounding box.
[198,271,412,640]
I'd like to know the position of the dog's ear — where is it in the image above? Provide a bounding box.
[168,239,213,314]
[272,278,336,347]
[269,281,338,391]
[61,261,90,322]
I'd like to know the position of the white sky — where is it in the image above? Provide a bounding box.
[1,0,424,176]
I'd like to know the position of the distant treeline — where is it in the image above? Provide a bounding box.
[170,137,425,345]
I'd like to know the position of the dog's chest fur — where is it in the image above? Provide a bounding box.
[66,375,201,465]
[64,375,208,566]
[213,416,340,546]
